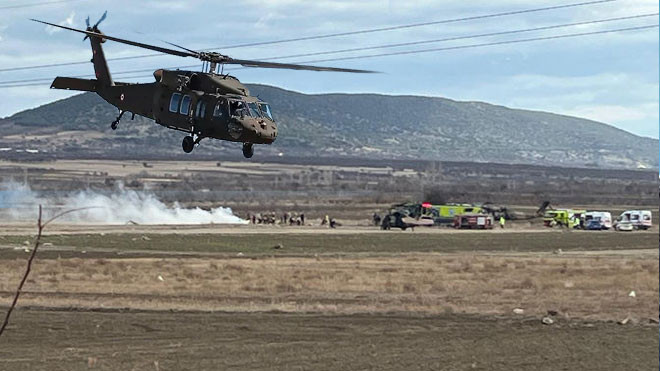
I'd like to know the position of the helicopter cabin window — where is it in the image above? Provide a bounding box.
[169,93,181,113]
[247,102,261,118]
[179,95,191,115]
[195,100,207,119]
[213,100,227,118]
[258,103,274,120]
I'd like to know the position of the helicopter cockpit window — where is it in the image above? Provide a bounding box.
[169,93,181,113]
[230,100,248,117]
[180,95,191,115]
[247,102,261,118]
[258,103,274,120]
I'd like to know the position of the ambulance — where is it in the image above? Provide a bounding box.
[617,210,652,230]
[584,211,612,230]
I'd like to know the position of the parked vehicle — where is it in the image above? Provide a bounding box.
[421,202,484,225]
[543,209,586,228]
[616,210,652,230]
[615,220,634,231]
[584,211,612,229]
[453,214,493,229]
[586,219,604,230]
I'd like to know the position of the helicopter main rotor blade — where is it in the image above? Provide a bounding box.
[31,19,197,58]
[162,40,203,55]
[225,58,377,73]
[32,19,377,73]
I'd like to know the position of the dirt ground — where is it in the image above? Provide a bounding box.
[1,309,657,371]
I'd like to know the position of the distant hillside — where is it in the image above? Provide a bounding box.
[1,84,657,169]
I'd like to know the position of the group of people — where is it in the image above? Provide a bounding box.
[246,212,306,226]
[245,212,342,228]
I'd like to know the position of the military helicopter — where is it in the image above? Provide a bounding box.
[32,14,374,158]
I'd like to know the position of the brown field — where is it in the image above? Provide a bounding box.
[0,254,657,319]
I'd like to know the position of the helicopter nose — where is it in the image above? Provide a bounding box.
[241,119,276,143]
[259,120,277,142]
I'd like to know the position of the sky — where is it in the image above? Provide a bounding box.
[0,0,657,138]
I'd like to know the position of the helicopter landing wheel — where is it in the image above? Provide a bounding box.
[110,120,118,130]
[182,136,194,153]
[242,143,254,159]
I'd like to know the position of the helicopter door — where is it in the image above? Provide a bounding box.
[213,99,228,120]
[194,99,207,119]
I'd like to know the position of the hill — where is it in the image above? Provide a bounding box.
[1,84,657,169]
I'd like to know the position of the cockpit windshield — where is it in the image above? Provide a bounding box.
[247,102,261,118]
[258,103,274,120]
[230,100,248,117]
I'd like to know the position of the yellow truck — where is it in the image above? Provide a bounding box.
[543,209,586,228]
[421,203,485,225]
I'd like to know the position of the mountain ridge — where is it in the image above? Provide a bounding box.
[1,84,656,169]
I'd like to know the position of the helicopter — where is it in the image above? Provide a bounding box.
[32,14,374,158]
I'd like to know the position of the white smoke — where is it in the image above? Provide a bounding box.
[0,182,246,225]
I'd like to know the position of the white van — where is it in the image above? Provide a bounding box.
[618,210,652,230]
[584,211,612,229]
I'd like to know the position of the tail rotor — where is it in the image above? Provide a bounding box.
[83,11,107,40]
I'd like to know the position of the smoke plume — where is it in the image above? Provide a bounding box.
[0,182,246,225]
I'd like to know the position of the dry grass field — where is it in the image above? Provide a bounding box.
[0,254,657,320]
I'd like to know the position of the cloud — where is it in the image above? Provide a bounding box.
[141,1,194,11]
[45,11,75,35]
[564,103,659,125]
[436,71,658,138]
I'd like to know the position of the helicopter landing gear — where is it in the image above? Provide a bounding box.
[242,143,254,158]
[111,110,125,131]
[182,136,194,153]
[182,133,203,154]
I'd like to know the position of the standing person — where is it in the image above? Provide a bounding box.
[499,215,506,229]
[373,213,381,226]
[300,213,305,225]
